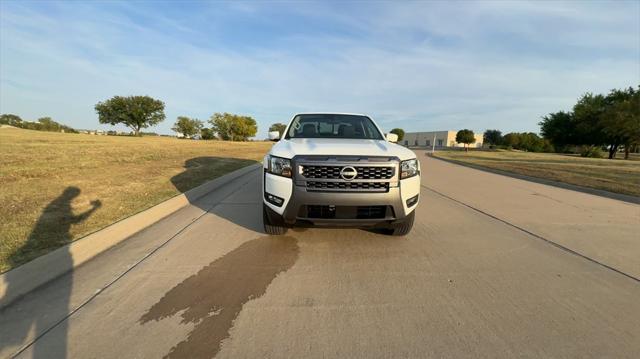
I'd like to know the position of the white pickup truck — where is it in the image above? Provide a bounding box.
[262,113,420,235]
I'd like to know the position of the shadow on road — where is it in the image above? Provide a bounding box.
[1,187,100,358]
[170,157,264,233]
[139,158,299,358]
[140,236,299,358]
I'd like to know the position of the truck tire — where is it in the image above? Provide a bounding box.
[390,211,415,236]
[263,204,288,235]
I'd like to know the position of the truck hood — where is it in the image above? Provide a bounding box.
[269,138,417,161]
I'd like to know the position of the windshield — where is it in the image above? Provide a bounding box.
[285,114,383,140]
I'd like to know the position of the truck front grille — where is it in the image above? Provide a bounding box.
[306,181,389,192]
[302,165,394,180]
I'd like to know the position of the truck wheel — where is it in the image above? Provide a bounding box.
[263,204,288,235]
[390,211,415,236]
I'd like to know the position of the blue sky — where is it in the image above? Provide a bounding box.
[1,1,638,137]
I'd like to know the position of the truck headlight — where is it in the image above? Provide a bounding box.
[400,159,419,179]
[267,155,292,178]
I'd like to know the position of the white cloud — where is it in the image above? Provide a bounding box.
[1,1,638,137]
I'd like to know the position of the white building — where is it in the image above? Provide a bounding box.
[402,131,483,148]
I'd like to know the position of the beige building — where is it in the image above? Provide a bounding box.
[402,131,483,148]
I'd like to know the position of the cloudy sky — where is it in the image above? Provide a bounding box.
[1,0,638,137]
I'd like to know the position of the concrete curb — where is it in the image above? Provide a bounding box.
[428,153,640,205]
[0,163,262,308]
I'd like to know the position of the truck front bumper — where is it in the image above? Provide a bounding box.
[263,172,420,227]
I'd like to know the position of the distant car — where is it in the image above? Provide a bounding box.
[262,113,420,235]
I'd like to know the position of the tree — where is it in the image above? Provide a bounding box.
[539,87,640,159]
[37,117,59,131]
[200,128,214,140]
[572,93,611,156]
[269,123,287,137]
[483,129,503,147]
[600,87,640,159]
[539,111,576,151]
[455,129,475,152]
[518,132,546,152]
[390,128,405,141]
[502,132,550,152]
[502,133,520,148]
[95,95,165,136]
[1,115,78,133]
[172,116,203,138]
[209,112,257,141]
[569,89,640,159]
[0,114,22,126]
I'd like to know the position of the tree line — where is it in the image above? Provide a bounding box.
[539,86,639,159]
[0,114,78,133]
[94,95,258,141]
[481,86,638,159]
[6,88,637,149]
[482,129,553,153]
[171,113,258,141]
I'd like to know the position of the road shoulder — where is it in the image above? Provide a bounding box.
[429,153,640,205]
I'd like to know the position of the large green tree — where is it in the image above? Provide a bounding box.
[455,129,475,152]
[172,116,203,138]
[572,93,610,155]
[209,112,257,141]
[483,129,503,147]
[539,111,576,151]
[601,87,640,159]
[389,128,405,141]
[269,123,287,136]
[95,95,165,136]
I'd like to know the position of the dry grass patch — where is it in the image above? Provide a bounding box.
[0,128,272,272]
[433,150,640,197]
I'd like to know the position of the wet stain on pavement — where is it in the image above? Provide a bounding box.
[139,236,299,358]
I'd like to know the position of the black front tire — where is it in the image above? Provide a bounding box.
[263,204,288,235]
[389,211,415,236]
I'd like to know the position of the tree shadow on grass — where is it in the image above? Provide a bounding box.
[1,187,100,358]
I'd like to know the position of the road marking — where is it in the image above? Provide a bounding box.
[421,184,640,284]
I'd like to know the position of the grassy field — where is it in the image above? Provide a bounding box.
[432,150,640,197]
[0,128,272,272]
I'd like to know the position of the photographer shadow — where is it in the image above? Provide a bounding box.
[1,187,100,358]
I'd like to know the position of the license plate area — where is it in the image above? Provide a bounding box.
[302,205,391,219]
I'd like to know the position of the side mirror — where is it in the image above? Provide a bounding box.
[268,131,281,141]
[385,133,398,143]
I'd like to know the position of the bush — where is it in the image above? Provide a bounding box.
[209,112,257,141]
[201,128,215,140]
[579,146,603,158]
[390,128,405,141]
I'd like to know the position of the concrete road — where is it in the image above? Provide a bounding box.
[1,155,639,358]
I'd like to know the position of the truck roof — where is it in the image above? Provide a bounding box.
[293,112,369,117]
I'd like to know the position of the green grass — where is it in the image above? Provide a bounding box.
[432,150,640,197]
[0,128,272,272]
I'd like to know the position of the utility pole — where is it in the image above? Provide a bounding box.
[431,133,436,153]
